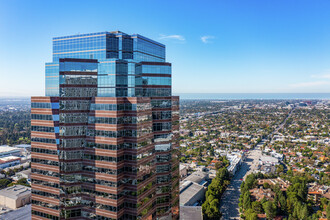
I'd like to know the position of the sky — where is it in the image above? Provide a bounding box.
[1,0,330,96]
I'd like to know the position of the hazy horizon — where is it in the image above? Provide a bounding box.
[2,92,330,100]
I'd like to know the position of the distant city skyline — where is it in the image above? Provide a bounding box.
[1,0,330,96]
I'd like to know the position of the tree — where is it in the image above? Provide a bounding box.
[299,204,308,220]
[0,110,31,145]
[263,201,276,220]
[210,147,215,156]
[276,164,284,174]
[245,209,258,220]
[5,169,15,177]
[180,157,186,163]
[245,174,256,189]
[16,178,30,187]
[243,191,252,210]
[215,162,222,170]
[276,190,287,214]
[287,180,308,204]
[202,198,222,220]
[240,181,245,192]
[202,168,229,219]
[263,182,270,189]
[8,178,30,187]
[327,204,330,220]
[251,201,263,214]
[320,197,328,210]
[0,179,11,189]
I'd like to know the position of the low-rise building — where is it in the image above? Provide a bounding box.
[270,151,284,160]
[250,187,275,202]
[14,169,31,181]
[259,155,279,166]
[0,156,21,169]
[194,130,208,136]
[2,161,30,172]
[180,206,203,220]
[0,185,31,209]
[180,171,209,207]
[257,164,276,174]
[183,171,208,185]
[0,146,21,158]
[207,170,217,179]
[14,144,31,151]
[257,178,290,191]
[180,164,188,179]
[14,144,31,156]
[180,181,206,206]
[308,183,330,203]
[227,154,242,175]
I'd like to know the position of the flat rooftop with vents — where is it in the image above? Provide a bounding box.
[0,185,31,209]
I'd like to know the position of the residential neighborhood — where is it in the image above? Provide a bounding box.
[178,100,330,219]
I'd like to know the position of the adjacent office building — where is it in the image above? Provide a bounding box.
[31,31,180,220]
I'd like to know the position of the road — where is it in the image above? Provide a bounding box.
[270,107,295,142]
[219,148,262,219]
[219,108,294,219]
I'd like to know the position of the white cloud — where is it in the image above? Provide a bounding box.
[290,69,330,90]
[159,34,185,41]
[311,72,330,79]
[201,35,215,43]
[290,81,330,88]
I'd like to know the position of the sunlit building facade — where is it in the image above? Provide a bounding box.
[31,31,180,220]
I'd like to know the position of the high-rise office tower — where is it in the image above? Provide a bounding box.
[31,31,179,220]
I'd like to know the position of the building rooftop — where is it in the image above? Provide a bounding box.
[0,185,31,200]
[180,181,205,206]
[180,164,187,171]
[250,187,275,202]
[16,169,31,177]
[0,156,20,164]
[52,31,165,47]
[14,144,31,149]
[259,155,279,164]
[180,206,203,220]
[0,204,31,220]
[258,178,290,191]
[0,146,20,154]
[183,171,208,184]
[308,184,330,199]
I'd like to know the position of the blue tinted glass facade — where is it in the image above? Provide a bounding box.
[53,32,108,61]
[45,31,170,97]
[45,62,59,96]
[59,61,98,72]
[132,35,165,62]
[142,76,171,85]
[142,65,171,74]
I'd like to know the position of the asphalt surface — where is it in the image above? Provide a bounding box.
[219,148,262,220]
[0,204,31,220]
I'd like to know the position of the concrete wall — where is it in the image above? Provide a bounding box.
[0,194,31,209]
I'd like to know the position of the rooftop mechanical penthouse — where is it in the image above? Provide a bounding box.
[31,31,180,220]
